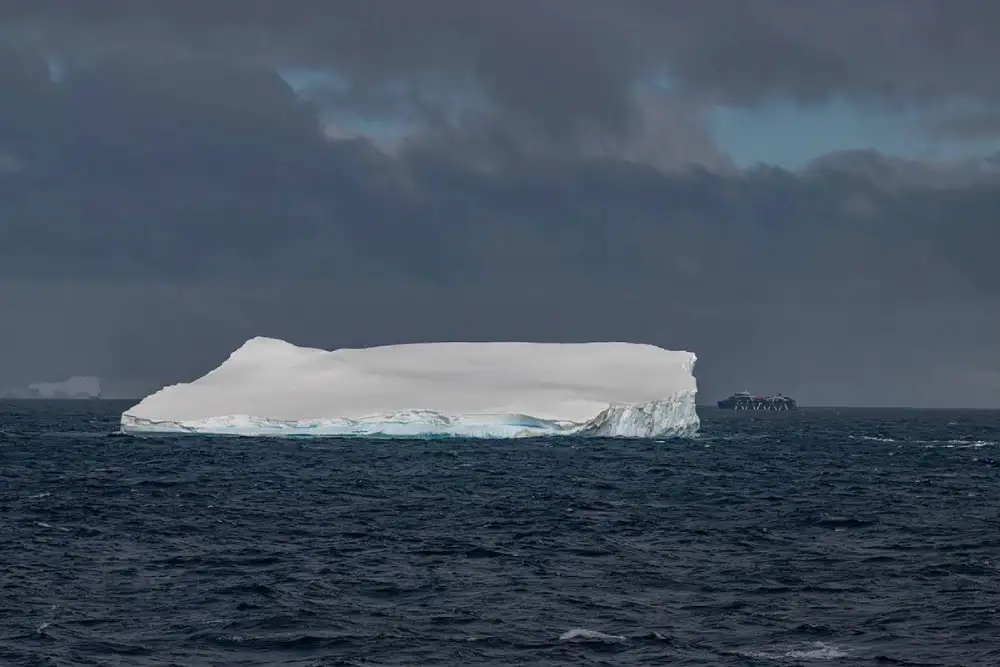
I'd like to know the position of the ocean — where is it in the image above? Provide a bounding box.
[2,400,999,666]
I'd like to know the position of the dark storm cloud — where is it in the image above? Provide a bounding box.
[806,149,1000,190]
[642,0,1000,104]
[929,112,1000,140]
[0,0,642,148]
[0,44,998,406]
[4,0,1000,134]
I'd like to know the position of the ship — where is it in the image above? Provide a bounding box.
[717,390,797,411]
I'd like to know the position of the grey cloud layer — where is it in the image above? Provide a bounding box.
[4,0,1000,139]
[0,44,998,406]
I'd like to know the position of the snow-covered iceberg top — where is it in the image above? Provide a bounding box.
[121,337,699,439]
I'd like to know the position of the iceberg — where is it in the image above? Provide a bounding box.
[2,376,102,399]
[120,337,699,438]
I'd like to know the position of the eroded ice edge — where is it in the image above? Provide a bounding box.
[121,338,699,439]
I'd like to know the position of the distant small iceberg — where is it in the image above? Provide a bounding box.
[121,337,699,438]
[1,376,103,399]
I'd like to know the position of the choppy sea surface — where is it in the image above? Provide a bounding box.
[2,401,999,666]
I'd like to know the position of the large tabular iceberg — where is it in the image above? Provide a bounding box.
[121,337,699,438]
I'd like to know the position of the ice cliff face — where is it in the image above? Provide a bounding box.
[576,395,699,438]
[121,337,699,439]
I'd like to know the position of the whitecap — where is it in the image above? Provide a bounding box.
[558,628,627,643]
[743,641,849,661]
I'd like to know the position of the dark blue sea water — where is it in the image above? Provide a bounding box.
[2,401,999,666]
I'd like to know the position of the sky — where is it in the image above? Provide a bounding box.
[713,100,1000,169]
[0,0,999,407]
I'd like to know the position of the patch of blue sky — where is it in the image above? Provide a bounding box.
[711,97,1000,169]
